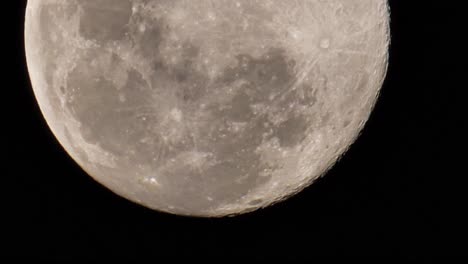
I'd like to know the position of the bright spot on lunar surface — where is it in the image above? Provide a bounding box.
[25,0,390,217]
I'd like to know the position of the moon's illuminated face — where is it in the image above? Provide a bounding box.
[25,0,390,217]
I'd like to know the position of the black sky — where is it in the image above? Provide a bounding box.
[5,0,465,258]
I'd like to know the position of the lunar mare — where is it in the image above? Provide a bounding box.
[25,0,390,217]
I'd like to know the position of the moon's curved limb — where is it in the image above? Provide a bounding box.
[25,0,390,217]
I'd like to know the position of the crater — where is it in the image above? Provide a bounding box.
[248,199,263,206]
[319,38,331,49]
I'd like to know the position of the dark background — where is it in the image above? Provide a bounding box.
[5,0,465,258]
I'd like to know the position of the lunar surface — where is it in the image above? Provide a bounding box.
[25,0,390,217]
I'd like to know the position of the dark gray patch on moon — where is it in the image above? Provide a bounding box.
[79,0,132,42]
[212,48,312,148]
[129,13,167,59]
[274,114,309,147]
[65,49,157,160]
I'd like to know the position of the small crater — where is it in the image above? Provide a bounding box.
[343,119,351,128]
[170,108,183,122]
[320,38,331,49]
[143,177,160,186]
[138,23,146,33]
[248,199,263,206]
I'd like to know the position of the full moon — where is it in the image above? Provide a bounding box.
[25,0,390,217]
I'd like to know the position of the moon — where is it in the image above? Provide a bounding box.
[25,0,390,217]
